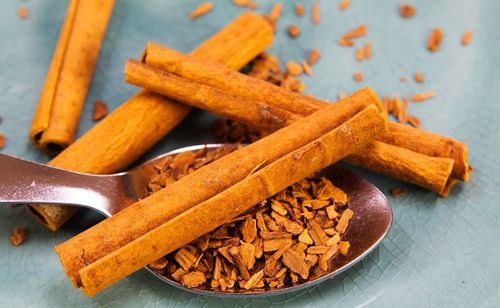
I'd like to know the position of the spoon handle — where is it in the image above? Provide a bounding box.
[0,153,127,216]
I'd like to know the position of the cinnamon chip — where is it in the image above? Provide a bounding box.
[462,31,473,46]
[286,61,303,76]
[288,25,301,38]
[268,3,283,22]
[307,48,321,65]
[400,4,416,18]
[18,7,28,20]
[180,271,206,288]
[390,187,407,198]
[414,71,424,83]
[295,3,304,16]
[312,0,320,25]
[407,115,421,128]
[10,228,26,246]
[92,100,109,121]
[339,241,350,255]
[190,2,214,20]
[339,0,351,11]
[343,24,368,40]
[301,60,312,76]
[0,134,5,149]
[338,37,354,47]
[353,72,363,81]
[232,0,258,9]
[411,91,435,102]
[355,48,364,62]
[364,41,372,59]
[427,28,443,52]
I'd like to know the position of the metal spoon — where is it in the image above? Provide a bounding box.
[0,144,392,297]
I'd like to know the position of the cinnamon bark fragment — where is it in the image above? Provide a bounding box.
[411,91,435,102]
[312,1,320,25]
[92,100,108,122]
[10,228,26,246]
[288,25,301,38]
[307,48,321,65]
[190,2,213,20]
[427,28,443,52]
[295,4,305,16]
[0,134,5,149]
[400,4,416,18]
[339,0,351,11]
[462,31,473,46]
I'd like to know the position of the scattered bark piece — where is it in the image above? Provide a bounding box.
[390,187,407,198]
[18,8,29,20]
[414,71,424,83]
[190,2,214,20]
[232,0,258,9]
[407,115,421,128]
[411,91,435,102]
[462,31,473,46]
[282,249,309,279]
[427,28,443,52]
[400,4,416,18]
[338,0,351,11]
[286,61,303,76]
[269,3,283,22]
[356,48,364,62]
[288,25,301,38]
[307,48,321,65]
[353,72,363,81]
[312,0,320,25]
[92,100,109,122]
[301,60,312,76]
[10,228,26,246]
[180,271,206,288]
[364,41,372,59]
[295,3,305,16]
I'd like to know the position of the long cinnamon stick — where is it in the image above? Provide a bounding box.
[76,104,387,296]
[29,0,115,154]
[55,88,383,288]
[27,13,274,231]
[137,44,470,182]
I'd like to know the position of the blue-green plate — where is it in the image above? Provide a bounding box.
[1,0,499,306]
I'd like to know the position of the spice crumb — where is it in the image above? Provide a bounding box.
[10,228,26,246]
[0,134,5,149]
[411,91,435,102]
[190,2,213,20]
[339,0,351,11]
[301,60,313,76]
[390,188,407,198]
[286,61,303,76]
[92,100,109,122]
[355,48,364,62]
[400,4,416,18]
[287,25,301,38]
[338,37,354,47]
[312,0,320,25]
[364,41,372,59]
[407,115,421,128]
[232,0,258,9]
[18,7,29,20]
[427,28,443,52]
[353,72,363,81]
[461,31,473,46]
[307,48,321,65]
[269,3,283,23]
[295,3,304,16]
[414,71,424,83]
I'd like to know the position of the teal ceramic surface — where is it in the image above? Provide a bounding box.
[1,0,499,306]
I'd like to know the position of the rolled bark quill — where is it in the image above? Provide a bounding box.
[124,46,469,195]
[29,0,115,154]
[65,104,388,296]
[55,89,383,288]
[27,13,274,231]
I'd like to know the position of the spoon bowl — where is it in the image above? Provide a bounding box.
[0,144,391,296]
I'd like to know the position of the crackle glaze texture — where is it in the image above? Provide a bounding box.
[0,0,499,307]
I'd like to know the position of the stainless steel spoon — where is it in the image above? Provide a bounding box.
[0,144,392,297]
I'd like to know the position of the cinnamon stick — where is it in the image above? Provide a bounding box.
[27,13,274,231]
[55,89,383,288]
[75,104,387,296]
[127,44,469,186]
[29,0,115,154]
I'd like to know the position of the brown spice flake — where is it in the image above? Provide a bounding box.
[0,134,5,149]
[355,48,364,62]
[10,228,26,246]
[312,0,320,25]
[295,3,305,16]
[353,72,363,81]
[414,71,424,83]
[288,25,301,38]
[400,4,416,18]
[336,208,354,234]
[269,3,283,22]
[364,41,372,59]
[411,91,435,102]
[190,2,214,20]
[427,28,443,52]
[180,271,206,288]
[18,7,28,20]
[282,249,309,279]
[92,100,109,122]
[407,115,421,128]
[339,241,350,255]
[301,60,312,76]
[462,31,473,46]
[232,0,258,9]
[286,61,303,76]
[343,24,368,40]
[307,48,321,65]
[149,257,169,270]
[338,0,351,11]
[390,187,407,198]
[338,37,354,47]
